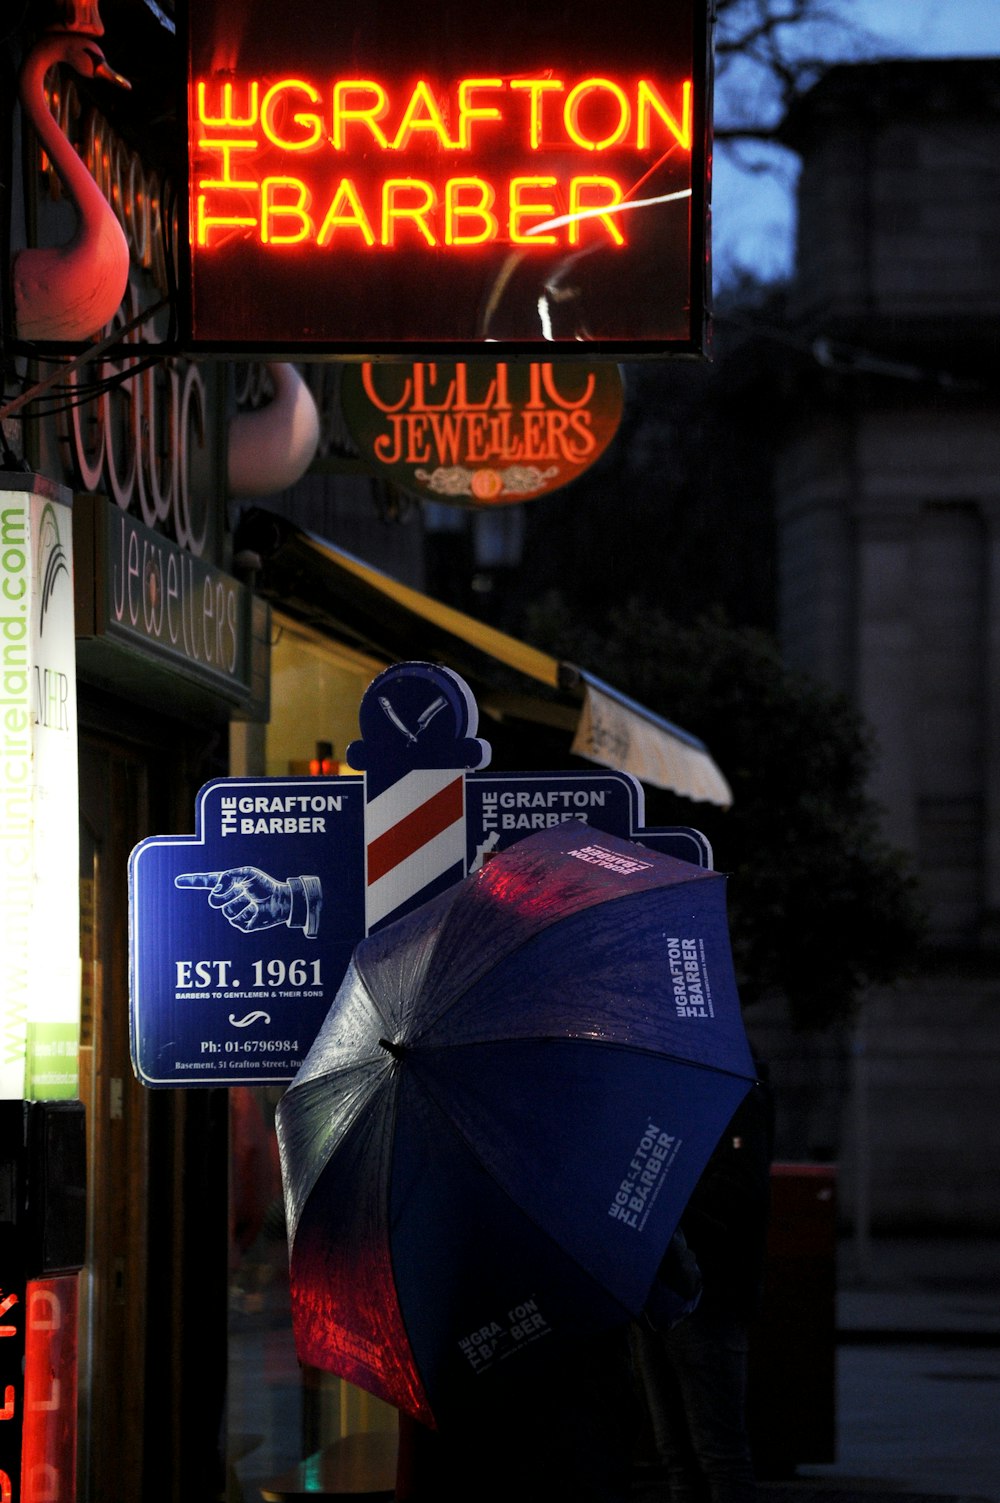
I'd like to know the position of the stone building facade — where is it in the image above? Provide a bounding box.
[774,60,1000,1234]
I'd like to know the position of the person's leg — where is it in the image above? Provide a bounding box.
[542,1327,637,1503]
[659,1308,756,1503]
[629,1322,706,1503]
[423,1328,636,1503]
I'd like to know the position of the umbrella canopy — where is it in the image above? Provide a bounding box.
[276,822,756,1428]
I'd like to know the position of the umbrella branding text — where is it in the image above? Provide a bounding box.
[570,843,655,876]
[324,1321,384,1372]
[667,937,714,1019]
[609,1120,680,1229]
[458,1297,551,1373]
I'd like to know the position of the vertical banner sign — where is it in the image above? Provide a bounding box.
[0,1100,84,1502]
[182,0,711,353]
[20,1277,80,1503]
[0,1263,26,1503]
[130,662,711,1086]
[0,481,80,1102]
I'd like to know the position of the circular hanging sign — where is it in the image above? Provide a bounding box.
[341,361,624,506]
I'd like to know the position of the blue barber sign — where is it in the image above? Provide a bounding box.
[129,662,712,1086]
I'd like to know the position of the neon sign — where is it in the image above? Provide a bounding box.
[20,1278,79,1503]
[192,76,692,249]
[0,1277,25,1503]
[182,0,711,353]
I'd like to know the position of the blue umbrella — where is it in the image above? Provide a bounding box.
[276,822,756,1428]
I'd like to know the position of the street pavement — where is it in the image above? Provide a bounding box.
[231,1235,1000,1502]
[762,1237,1000,1503]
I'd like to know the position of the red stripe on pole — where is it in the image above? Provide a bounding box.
[367,778,464,885]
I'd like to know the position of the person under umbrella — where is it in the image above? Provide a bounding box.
[277,823,759,1492]
[631,1070,774,1503]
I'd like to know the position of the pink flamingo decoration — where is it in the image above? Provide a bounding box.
[14,14,131,342]
[227,364,321,497]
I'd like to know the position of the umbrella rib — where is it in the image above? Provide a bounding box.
[405,1033,758,1088]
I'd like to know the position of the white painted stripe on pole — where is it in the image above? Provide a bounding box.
[365,820,467,930]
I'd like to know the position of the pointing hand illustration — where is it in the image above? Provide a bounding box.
[175,867,322,938]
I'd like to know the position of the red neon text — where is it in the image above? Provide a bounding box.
[196,174,630,249]
[195,75,691,152]
[191,73,693,251]
[361,362,595,413]
[359,362,602,468]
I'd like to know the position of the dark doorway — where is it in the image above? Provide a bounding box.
[77,690,229,1503]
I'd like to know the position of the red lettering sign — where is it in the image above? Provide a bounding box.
[0,1283,24,1503]
[341,362,624,503]
[182,0,710,353]
[21,1278,79,1503]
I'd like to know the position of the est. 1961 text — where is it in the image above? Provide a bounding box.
[175,957,324,989]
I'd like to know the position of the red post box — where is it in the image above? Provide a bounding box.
[747,1163,838,1478]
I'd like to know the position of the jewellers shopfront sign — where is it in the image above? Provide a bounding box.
[74,495,259,709]
[341,361,624,504]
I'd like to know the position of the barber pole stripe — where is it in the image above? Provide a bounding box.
[365,770,467,932]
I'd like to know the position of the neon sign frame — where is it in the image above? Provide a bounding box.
[179,0,713,357]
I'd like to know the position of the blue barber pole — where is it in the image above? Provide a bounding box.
[346,663,490,932]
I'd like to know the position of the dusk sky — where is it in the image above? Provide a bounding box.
[854,0,1000,54]
[713,0,1000,285]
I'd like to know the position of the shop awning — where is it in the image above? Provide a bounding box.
[234,508,733,808]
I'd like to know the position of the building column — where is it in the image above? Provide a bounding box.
[852,509,918,856]
[981,501,1000,941]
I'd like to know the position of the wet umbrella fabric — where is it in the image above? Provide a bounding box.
[276,822,756,1428]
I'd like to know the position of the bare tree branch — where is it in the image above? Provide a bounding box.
[712,0,880,138]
